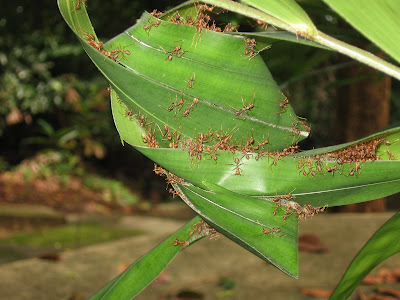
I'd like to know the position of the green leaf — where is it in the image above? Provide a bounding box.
[88,216,204,300]
[177,181,299,277]
[240,0,317,37]
[102,11,308,152]
[322,0,400,64]
[330,211,400,300]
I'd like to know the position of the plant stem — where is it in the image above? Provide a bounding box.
[315,31,400,80]
[201,0,400,81]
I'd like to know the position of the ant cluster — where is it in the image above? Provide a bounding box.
[153,163,184,198]
[181,130,215,160]
[284,202,327,220]
[291,119,311,136]
[295,30,315,41]
[324,137,389,176]
[82,32,131,62]
[241,136,269,154]
[270,190,327,221]
[143,129,159,148]
[189,219,220,239]
[142,10,164,35]
[173,128,240,162]
[244,38,257,58]
[327,137,386,163]
[165,95,199,118]
[297,156,324,177]
[255,145,300,166]
[243,38,271,59]
[167,2,230,47]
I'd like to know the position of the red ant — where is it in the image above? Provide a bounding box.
[223,23,239,32]
[235,100,254,116]
[233,157,243,175]
[315,155,323,173]
[160,44,186,61]
[326,164,342,176]
[75,0,86,10]
[306,157,317,177]
[185,73,195,89]
[205,146,218,161]
[273,189,295,202]
[244,38,257,58]
[253,138,269,151]
[143,19,162,35]
[84,33,104,52]
[110,45,132,61]
[198,3,215,12]
[153,164,166,176]
[150,9,163,18]
[125,109,133,118]
[298,159,309,177]
[291,123,301,135]
[262,226,283,237]
[139,114,146,127]
[173,238,189,247]
[276,92,289,114]
[168,188,180,198]
[256,20,268,30]
[167,95,185,112]
[183,98,199,117]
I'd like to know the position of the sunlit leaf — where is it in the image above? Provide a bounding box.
[241,0,317,37]
[88,216,204,300]
[330,211,400,300]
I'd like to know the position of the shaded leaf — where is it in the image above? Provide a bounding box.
[323,0,400,64]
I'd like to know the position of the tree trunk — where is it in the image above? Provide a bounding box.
[334,63,391,212]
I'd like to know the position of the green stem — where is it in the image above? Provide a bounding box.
[315,31,400,80]
[201,0,400,81]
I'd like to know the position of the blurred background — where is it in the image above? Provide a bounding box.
[0,0,399,264]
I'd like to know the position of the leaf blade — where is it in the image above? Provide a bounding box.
[322,0,400,64]
[330,211,400,300]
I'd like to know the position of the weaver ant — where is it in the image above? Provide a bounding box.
[233,157,243,175]
[143,19,162,35]
[262,227,283,237]
[184,73,196,89]
[110,44,132,61]
[167,94,185,112]
[75,0,86,10]
[160,43,186,61]
[276,92,290,114]
[173,238,189,247]
[273,189,296,203]
[183,98,199,117]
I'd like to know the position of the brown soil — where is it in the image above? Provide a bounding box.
[0,170,128,214]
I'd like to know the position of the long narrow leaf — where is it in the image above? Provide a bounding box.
[89,216,203,300]
[330,211,400,300]
[323,0,400,64]
[241,0,317,37]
